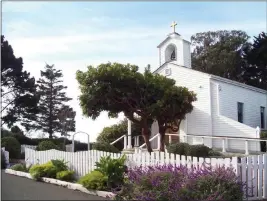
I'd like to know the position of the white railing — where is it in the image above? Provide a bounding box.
[24,147,267,200]
[110,135,127,149]
[110,131,267,155]
[185,134,267,155]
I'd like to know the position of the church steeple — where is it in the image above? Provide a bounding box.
[157,21,191,68]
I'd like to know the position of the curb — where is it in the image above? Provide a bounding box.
[4,169,115,199]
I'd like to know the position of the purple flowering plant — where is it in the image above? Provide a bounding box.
[114,163,248,201]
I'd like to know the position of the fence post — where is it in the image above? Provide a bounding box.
[245,140,249,155]
[184,135,187,143]
[201,137,204,145]
[137,136,140,146]
[169,135,172,144]
[222,138,226,153]
[157,134,160,150]
[124,135,127,150]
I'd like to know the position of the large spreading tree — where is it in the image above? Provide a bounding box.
[241,32,267,90]
[1,35,39,128]
[76,62,196,152]
[191,30,250,82]
[29,64,76,138]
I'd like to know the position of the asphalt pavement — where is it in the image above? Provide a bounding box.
[1,170,109,200]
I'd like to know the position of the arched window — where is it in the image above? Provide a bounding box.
[165,44,177,62]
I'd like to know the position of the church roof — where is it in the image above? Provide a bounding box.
[153,62,267,94]
[157,32,191,48]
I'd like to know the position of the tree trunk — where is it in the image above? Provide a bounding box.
[141,121,152,152]
[159,124,166,152]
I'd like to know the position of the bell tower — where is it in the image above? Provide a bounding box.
[157,21,191,68]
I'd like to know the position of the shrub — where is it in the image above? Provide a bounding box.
[1,137,21,159]
[36,141,59,151]
[185,144,211,157]
[1,150,6,169]
[56,170,75,182]
[166,142,190,155]
[29,160,68,180]
[208,149,222,157]
[11,163,29,172]
[78,170,107,191]
[115,164,246,201]
[95,155,127,188]
[29,164,46,180]
[92,142,120,153]
[51,159,68,172]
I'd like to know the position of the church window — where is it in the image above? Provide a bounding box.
[261,106,265,128]
[237,102,244,123]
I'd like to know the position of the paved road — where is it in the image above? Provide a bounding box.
[1,171,109,200]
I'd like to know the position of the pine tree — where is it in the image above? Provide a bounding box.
[32,64,76,138]
[241,32,267,90]
[1,35,39,128]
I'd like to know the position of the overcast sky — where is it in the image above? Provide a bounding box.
[2,1,266,142]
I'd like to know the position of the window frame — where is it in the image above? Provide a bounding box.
[260,106,265,129]
[237,102,244,123]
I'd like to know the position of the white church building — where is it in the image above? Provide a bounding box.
[149,22,267,153]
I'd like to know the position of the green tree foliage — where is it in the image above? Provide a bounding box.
[96,118,142,150]
[37,140,59,151]
[76,62,155,152]
[241,32,267,90]
[1,35,39,128]
[10,125,23,134]
[191,30,250,81]
[76,62,196,152]
[1,137,21,159]
[57,105,76,144]
[29,64,76,138]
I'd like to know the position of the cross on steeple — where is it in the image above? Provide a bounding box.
[170,21,177,33]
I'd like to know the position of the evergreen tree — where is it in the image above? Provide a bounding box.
[241,32,267,90]
[31,64,76,138]
[191,30,250,82]
[1,35,39,128]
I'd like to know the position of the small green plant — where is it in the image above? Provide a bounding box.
[95,155,127,188]
[29,159,71,180]
[51,159,68,172]
[78,170,107,190]
[1,137,21,159]
[29,164,46,181]
[92,142,120,153]
[56,170,75,182]
[37,141,59,151]
[11,163,30,172]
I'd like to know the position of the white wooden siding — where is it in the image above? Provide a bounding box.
[216,80,267,128]
[159,63,212,138]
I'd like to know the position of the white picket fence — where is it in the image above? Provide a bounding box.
[24,147,267,200]
[21,145,37,153]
